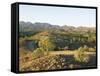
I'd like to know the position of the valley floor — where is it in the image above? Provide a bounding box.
[19,50,96,72]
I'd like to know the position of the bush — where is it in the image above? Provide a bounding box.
[74,47,90,63]
[32,48,44,58]
[89,47,96,52]
[19,38,25,47]
[38,36,55,51]
[33,48,49,59]
[82,45,89,52]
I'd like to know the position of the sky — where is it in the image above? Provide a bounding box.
[19,4,96,27]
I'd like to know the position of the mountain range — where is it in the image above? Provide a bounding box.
[19,21,96,33]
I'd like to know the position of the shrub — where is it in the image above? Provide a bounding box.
[19,38,26,47]
[82,45,89,52]
[32,47,49,59]
[89,47,96,52]
[32,48,44,58]
[38,36,55,51]
[74,47,90,63]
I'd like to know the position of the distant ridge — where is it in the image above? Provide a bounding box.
[19,21,95,33]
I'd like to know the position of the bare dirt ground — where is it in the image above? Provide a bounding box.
[49,50,96,55]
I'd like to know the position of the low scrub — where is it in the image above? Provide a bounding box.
[74,47,90,63]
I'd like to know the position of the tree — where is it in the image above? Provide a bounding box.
[38,36,55,51]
